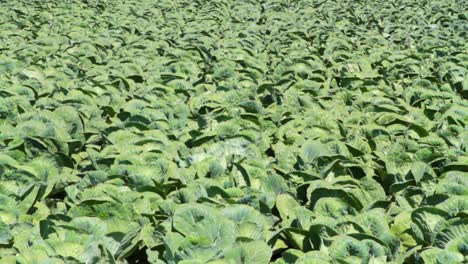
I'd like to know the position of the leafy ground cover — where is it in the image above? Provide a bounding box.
[0,0,467,263]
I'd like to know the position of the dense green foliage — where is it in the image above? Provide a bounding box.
[0,0,467,263]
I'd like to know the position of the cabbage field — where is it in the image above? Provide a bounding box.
[0,0,467,263]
